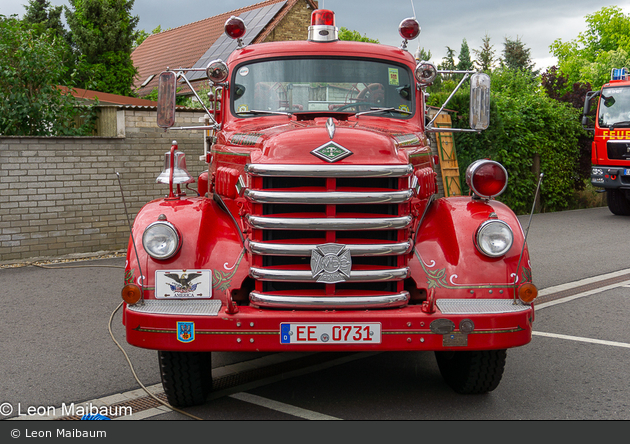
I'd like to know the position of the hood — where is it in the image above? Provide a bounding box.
[224,118,424,165]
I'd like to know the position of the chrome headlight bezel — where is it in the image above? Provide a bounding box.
[142,221,181,260]
[474,219,514,258]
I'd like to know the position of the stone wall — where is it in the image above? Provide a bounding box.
[0,107,208,263]
[263,0,315,42]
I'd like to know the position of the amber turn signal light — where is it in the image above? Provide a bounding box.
[122,283,142,305]
[518,283,538,304]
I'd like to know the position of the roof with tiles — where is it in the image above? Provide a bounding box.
[132,0,317,97]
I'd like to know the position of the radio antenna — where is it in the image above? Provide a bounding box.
[116,172,145,303]
[513,173,543,303]
[410,0,416,18]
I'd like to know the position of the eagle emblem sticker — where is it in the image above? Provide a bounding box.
[310,243,352,283]
[311,141,352,163]
[177,321,195,343]
[155,270,212,299]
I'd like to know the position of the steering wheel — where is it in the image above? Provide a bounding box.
[357,83,384,105]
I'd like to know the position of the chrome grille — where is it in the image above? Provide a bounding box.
[244,164,414,309]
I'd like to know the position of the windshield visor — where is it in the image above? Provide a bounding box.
[599,86,630,127]
[231,58,414,117]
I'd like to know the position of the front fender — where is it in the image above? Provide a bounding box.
[123,196,249,304]
[410,197,531,299]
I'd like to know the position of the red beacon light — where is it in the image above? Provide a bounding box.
[225,16,246,46]
[466,159,508,200]
[308,9,338,42]
[399,17,420,49]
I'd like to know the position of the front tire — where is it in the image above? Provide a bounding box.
[607,189,630,215]
[158,351,212,407]
[435,349,506,394]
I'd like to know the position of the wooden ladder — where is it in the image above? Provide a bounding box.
[434,113,462,197]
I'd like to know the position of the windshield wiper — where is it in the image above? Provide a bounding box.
[237,109,292,117]
[611,121,630,128]
[355,107,412,118]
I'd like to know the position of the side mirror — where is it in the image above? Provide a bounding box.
[157,71,177,129]
[470,73,490,130]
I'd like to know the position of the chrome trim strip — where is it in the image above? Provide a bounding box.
[244,164,414,177]
[244,189,413,204]
[250,291,410,309]
[247,240,411,257]
[250,267,409,282]
[436,299,531,315]
[246,215,413,230]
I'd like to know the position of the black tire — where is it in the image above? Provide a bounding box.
[607,189,630,215]
[158,351,212,407]
[435,349,506,394]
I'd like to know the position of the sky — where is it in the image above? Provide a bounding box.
[3,0,630,71]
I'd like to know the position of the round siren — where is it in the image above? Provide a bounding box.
[311,9,335,26]
[466,159,508,199]
[225,16,246,40]
[399,18,420,40]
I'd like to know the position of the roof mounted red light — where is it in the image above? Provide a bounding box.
[225,16,246,40]
[399,17,420,40]
[311,9,335,26]
[308,9,339,42]
[466,160,508,199]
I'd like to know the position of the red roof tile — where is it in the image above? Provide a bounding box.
[132,0,317,97]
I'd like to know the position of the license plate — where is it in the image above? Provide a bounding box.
[624,169,630,176]
[155,270,212,299]
[280,323,381,344]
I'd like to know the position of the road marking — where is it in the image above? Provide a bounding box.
[533,331,630,349]
[229,392,341,420]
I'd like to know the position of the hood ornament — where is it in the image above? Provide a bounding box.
[311,243,352,283]
[326,117,336,140]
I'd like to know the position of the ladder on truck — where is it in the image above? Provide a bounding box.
[433,112,462,197]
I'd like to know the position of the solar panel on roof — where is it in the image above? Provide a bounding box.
[187,1,287,82]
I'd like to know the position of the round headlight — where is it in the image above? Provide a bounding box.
[415,62,437,86]
[142,221,180,260]
[206,59,229,84]
[475,219,513,258]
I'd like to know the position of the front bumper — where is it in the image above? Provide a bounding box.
[591,166,630,189]
[123,299,533,352]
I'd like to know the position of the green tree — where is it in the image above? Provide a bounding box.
[338,27,379,43]
[551,6,630,91]
[22,0,66,39]
[0,16,96,136]
[501,36,537,73]
[134,25,171,48]
[456,39,473,72]
[473,34,495,72]
[64,0,139,96]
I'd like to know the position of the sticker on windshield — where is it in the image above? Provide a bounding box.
[237,104,249,113]
[239,67,249,77]
[398,104,410,113]
[388,68,399,86]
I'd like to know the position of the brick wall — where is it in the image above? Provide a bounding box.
[264,0,314,42]
[0,107,208,263]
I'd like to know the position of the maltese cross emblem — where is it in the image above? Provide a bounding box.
[310,243,352,283]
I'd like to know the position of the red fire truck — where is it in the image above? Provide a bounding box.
[121,10,538,407]
[583,67,630,215]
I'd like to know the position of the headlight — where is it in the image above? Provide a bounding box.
[475,220,513,258]
[142,221,180,260]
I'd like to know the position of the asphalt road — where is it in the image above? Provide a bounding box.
[1,205,629,424]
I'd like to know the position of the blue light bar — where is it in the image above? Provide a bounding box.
[611,67,628,81]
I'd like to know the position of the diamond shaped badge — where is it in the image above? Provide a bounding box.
[311,141,353,163]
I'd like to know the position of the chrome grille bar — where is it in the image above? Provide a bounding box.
[247,240,411,257]
[246,215,413,230]
[244,189,413,204]
[250,291,410,309]
[250,267,409,282]
[245,164,414,177]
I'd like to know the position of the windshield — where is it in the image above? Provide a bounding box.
[231,58,414,117]
[599,86,630,127]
